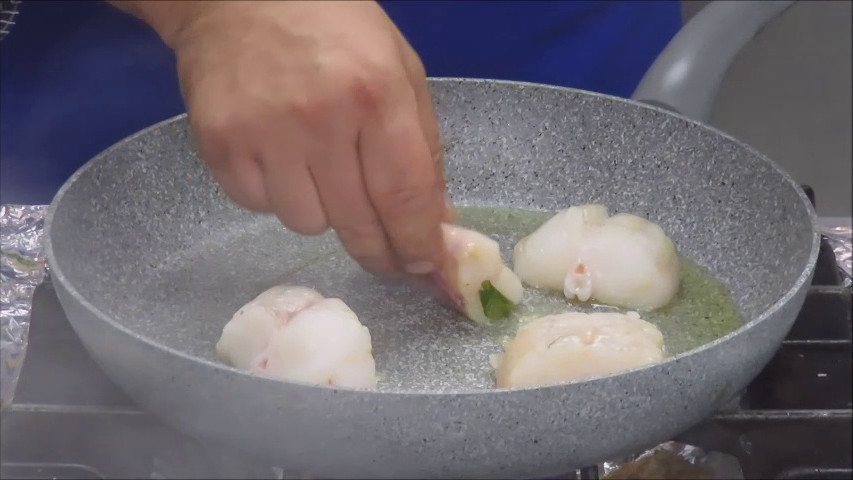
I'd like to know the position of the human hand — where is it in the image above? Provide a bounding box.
[122,0,454,276]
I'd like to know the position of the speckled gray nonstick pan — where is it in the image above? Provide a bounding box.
[44,78,818,478]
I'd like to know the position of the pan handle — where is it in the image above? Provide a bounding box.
[631,0,796,123]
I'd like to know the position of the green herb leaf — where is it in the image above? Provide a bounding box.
[479,280,515,321]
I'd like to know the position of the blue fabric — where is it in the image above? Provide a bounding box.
[0,1,681,204]
[380,1,681,96]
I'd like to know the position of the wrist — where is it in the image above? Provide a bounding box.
[108,0,221,48]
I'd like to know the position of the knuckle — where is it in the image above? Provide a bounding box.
[347,59,401,111]
[336,218,384,241]
[335,219,399,274]
[286,92,332,127]
[192,106,244,138]
[335,219,387,256]
[190,115,248,163]
[374,183,435,220]
[395,234,442,266]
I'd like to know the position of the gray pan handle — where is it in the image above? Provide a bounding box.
[631,0,796,123]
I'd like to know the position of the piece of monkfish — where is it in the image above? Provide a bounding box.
[493,311,666,388]
[513,204,680,311]
[215,285,376,389]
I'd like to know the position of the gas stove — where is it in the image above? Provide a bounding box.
[1,190,850,480]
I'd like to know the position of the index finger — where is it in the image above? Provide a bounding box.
[358,87,446,275]
[394,33,456,223]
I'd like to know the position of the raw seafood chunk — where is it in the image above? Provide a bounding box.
[494,311,666,388]
[215,285,376,389]
[215,285,322,370]
[434,224,524,325]
[512,204,680,310]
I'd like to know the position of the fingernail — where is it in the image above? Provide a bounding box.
[405,261,435,275]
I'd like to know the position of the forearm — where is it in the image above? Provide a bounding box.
[107,0,213,47]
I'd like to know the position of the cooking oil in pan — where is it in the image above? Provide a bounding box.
[455,206,745,356]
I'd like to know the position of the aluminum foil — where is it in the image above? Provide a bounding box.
[600,441,744,479]
[1,204,49,411]
[820,224,852,288]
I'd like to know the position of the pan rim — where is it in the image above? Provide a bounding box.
[44,77,821,397]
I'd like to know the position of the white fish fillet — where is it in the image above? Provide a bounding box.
[437,223,524,325]
[512,204,680,311]
[494,311,666,388]
[215,285,376,389]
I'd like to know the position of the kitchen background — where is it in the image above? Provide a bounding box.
[683,0,851,218]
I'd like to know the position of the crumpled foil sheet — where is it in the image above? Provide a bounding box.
[600,441,744,479]
[1,204,49,411]
[820,224,852,288]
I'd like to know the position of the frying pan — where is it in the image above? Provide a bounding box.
[44,2,818,478]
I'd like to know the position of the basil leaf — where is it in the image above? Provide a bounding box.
[479,280,515,321]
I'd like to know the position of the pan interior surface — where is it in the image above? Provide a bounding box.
[47,79,816,394]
